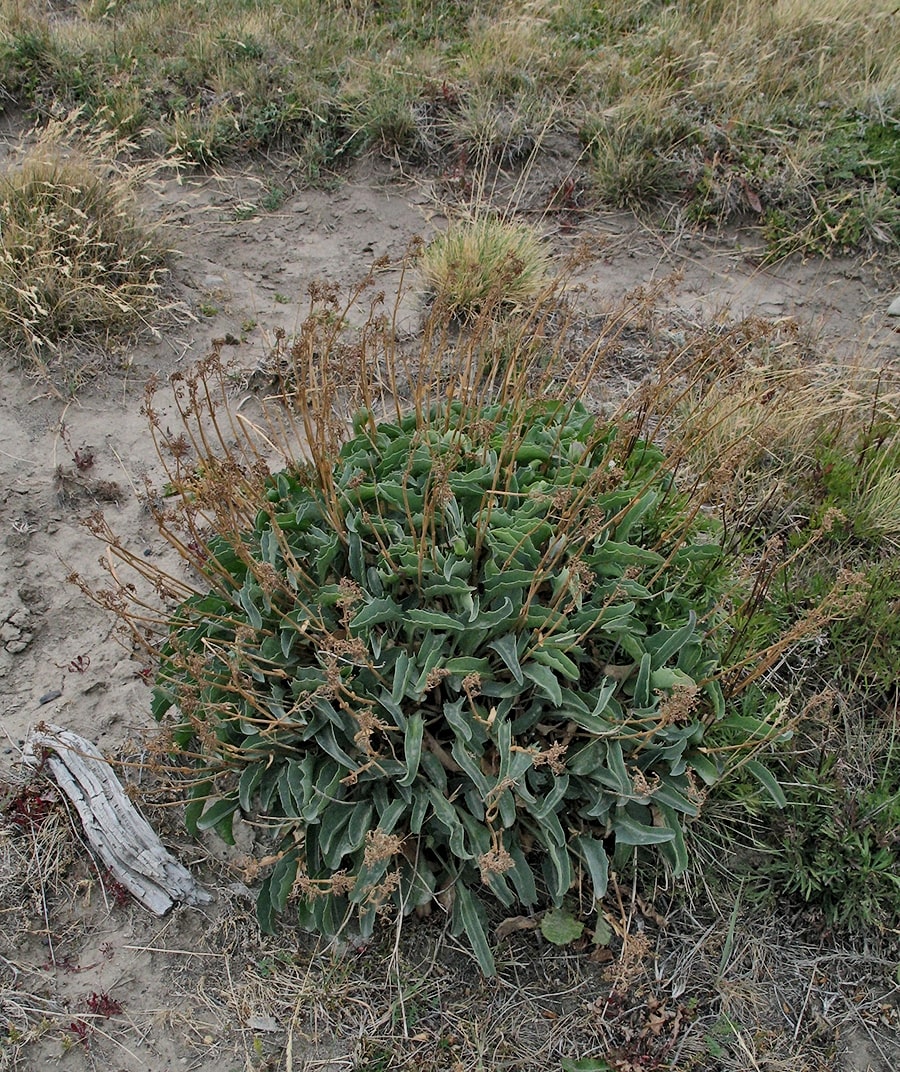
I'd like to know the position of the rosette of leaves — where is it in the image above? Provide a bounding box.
[153,399,735,973]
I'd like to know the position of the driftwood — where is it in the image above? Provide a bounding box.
[24,723,212,915]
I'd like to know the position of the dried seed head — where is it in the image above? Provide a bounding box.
[478,845,515,883]
[656,684,700,727]
[532,740,568,775]
[363,828,403,868]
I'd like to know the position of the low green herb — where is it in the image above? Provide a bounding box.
[152,398,757,973]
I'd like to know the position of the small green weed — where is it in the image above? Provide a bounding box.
[755,755,900,934]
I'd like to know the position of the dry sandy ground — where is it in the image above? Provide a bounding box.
[1,136,898,1072]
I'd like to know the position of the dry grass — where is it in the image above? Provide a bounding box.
[1,0,896,254]
[0,120,169,378]
[418,215,553,316]
[666,332,900,526]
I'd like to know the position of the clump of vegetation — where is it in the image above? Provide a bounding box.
[674,346,900,693]
[151,398,735,973]
[758,747,900,935]
[419,217,551,316]
[0,142,167,364]
[81,270,862,974]
[669,329,900,936]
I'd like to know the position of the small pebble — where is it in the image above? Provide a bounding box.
[38,689,62,706]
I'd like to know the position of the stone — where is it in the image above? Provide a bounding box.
[887,295,900,318]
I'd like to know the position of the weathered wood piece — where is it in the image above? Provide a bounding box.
[24,723,212,914]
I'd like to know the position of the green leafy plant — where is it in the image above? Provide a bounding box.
[81,276,812,976]
[151,396,734,973]
[754,755,900,934]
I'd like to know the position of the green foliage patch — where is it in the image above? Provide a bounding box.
[755,755,900,934]
[153,399,743,972]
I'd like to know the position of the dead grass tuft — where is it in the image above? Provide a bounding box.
[0,121,169,376]
[419,215,553,316]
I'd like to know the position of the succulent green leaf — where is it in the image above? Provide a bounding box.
[646,613,697,669]
[543,839,573,901]
[319,805,355,868]
[633,652,652,708]
[391,650,414,703]
[614,490,659,541]
[530,643,580,680]
[604,740,633,797]
[399,712,424,787]
[351,597,403,630]
[256,877,276,934]
[649,666,696,691]
[444,656,493,675]
[428,787,471,859]
[689,751,720,784]
[268,850,300,913]
[238,581,264,630]
[745,759,787,808]
[278,765,300,818]
[492,844,530,908]
[656,803,689,875]
[346,801,374,850]
[612,809,675,846]
[470,596,515,630]
[489,633,524,683]
[151,687,174,721]
[651,779,699,816]
[453,884,495,976]
[572,835,610,902]
[184,781,212,837]
[406,608,467,632]
[238,762,265,812]
[523,662,563,706]
[540,907,584,945]
[195,796,239,843]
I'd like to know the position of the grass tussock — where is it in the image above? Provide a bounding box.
[0,127,168,369]
[419,216,552,315]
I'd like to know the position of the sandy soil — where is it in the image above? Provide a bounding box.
[1,136,898,1072]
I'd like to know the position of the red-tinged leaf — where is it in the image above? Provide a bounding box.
[741,177,763,214]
